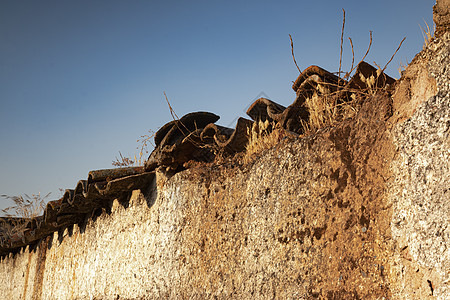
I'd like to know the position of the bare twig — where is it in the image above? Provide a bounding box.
[338,8,346,86]
[289,34,302,73]
[345,37,355,79]
[163,91,189,135]
[112,151,134,167]
[163,92,204,148]
[373,61,382,70]
[346,30,373,76]
[164,91,181,121]
[361,31,373,63]
[382,37,406,72]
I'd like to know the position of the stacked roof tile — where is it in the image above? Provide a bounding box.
[0,61,394,255]
[0,168,154,255]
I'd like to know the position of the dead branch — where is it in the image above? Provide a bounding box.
[289,34,302,73]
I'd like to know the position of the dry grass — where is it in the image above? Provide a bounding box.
[0,193,50,246]
[243,120,284,164]
[303,92,360,134]
[360,68,383,95]
[298,12,405,135]
[112,129,155,167]
[1,193,49,219]
[112,151,135,167]
[287,11,371,135]
[420,20,435,50]
[305,93,336,131]
[397,60,409,78]
[299,72,369,134]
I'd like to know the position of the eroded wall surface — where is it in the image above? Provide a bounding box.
[0,8,449,300]
[388,31,450,299]
[0,100,396,299]
[0,93,399,299]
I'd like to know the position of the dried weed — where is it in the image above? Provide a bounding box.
[420,20,435,50]
[244,120,285,164]
[112,129,155,167]
[0,193,50,246]
[1,193,49,219]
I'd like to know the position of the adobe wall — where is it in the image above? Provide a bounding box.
[0,1,448,299]
[388,31,449,299]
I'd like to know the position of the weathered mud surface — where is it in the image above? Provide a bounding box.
[164,89,396,299]
[0,3,448,299]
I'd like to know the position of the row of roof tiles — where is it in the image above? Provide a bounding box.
[0,61,394,255]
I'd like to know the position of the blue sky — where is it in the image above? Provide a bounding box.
[0,1,434,213]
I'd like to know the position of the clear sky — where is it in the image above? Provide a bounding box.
[0,0,434,213]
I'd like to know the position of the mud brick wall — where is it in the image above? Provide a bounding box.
[0,1,448,299]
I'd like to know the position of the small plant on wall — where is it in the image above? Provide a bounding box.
[112,130,156,167]
[0,193,49,246]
